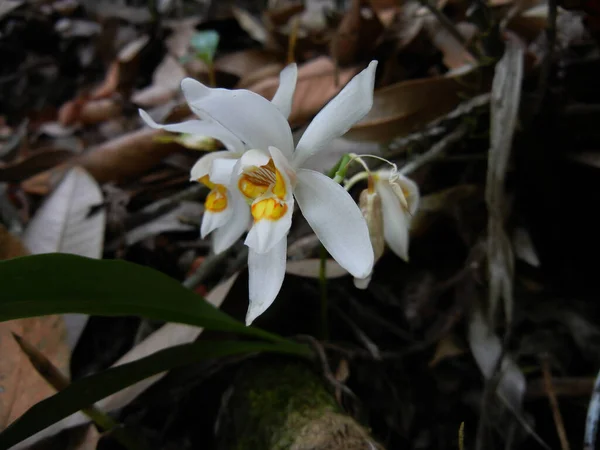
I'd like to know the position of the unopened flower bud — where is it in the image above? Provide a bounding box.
[359,188,385,262]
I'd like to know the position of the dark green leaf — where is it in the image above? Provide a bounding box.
[0,254,282,343]
[0,340,311,449]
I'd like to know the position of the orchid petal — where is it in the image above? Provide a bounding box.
[201,203,232,238]
[376,180,411,261]
[270,63,297,119]
[294,169,374,278]
[180,78,294,158]
[378,170,420,215]
[212,190,251,254]
[293,61,378,168]
[246,236,287,325]
[209,158,238,185]
[190,151,237,182]
[139,109,245,153]
[354,274,371,289]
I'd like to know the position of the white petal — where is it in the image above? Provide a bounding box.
[376,181,411,261]
[200,205,232,238]
[190,151,236,182]
[377,170,420,215]
[180,78,294,158]
[270,63,297,119]
[354,274,372,289]
[209,158,238,185]
[212,191,251,254]
[139,109,245,153]
[294,169,374,278]
[269,146,296,190]
[237,149,271,172]
[293,61,378,168]
[246,236,287,325]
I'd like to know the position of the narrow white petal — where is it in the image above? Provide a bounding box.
[376,181,411,261]
[270,63,297,119]
[212,191,251,254]
[139,109,245,152]
[238,149,271,172]
[246,237,287,325]
[209,158,238,185]
[294,169,374,278]
[200,205,232,238]
[293,61,378,168]
[180,78,294,157]
[190,151,236,182]
[269,146,296,189]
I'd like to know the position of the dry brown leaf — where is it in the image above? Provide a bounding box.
[215,49,281,79]
[330,0,384,66]
[346,68,487,143]
[237,63,285,89]
[131,55,187,107]
[21,128,184,195]
[248,56,359,126]
[80,98,122,125]
[263,2,305,27]
[428,334,466,367]
[425,17,477,70]
[0,148,75,183]
[0,226,70,430]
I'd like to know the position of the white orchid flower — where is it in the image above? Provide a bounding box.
[137,67,298,254]
[185,61,379,324]
[353,170,420,289]
[374,170,420,262]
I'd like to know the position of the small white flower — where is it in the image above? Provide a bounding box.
[374,170,420,262]
[353,170,420,289]
[193,61,379,324]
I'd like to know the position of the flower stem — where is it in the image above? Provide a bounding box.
[319,245,329,340]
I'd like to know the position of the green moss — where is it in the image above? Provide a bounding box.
[220,359,341,450]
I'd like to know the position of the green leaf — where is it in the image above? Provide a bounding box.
[0,254,281,343]
[0,340,311,449]
[190,30,219,64]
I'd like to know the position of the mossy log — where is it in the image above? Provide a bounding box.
[216,358,384,450]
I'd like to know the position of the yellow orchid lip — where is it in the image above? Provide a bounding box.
[238,160,286,198]
[251,197,288,222]
[199,175,229,213]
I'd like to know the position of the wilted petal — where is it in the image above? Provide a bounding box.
[294,169,374,278]
[270,63,297,119]
[139,109,245,153]
[246,236,287,325]
[190,151,237,182]
[378,170,420,215]
[354,274,371,289]
[376,180,411,261]
[180,78,294,157]
[293,61,378,168]
[212,190,251,254]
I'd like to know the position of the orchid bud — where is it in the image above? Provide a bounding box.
[359,187,385,262]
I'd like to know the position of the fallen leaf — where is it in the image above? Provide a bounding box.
[425,17,477,70]
[0,226,70,432]
[23,167,105,259]
[232,7,269,45]
[131,55,187,108]
[0,149,75,183]
[428,334,466,367]
[0,0,24,20]
[21,128,184,195]
[80,98,122,125]
[248,56,360,126]
[330,0,384,66]
[124,200,203,246]
[215,49,281,79]
[346,67,487,143]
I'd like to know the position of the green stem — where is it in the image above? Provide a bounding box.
[319,245,329,340]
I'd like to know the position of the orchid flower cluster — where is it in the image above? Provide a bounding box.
[140,60,419,325]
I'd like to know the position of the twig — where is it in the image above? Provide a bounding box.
[540,355,571,450]
[182,247,231,289]
[399,124,469,175]
[583,365,600,450]
[416,0,480,62]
